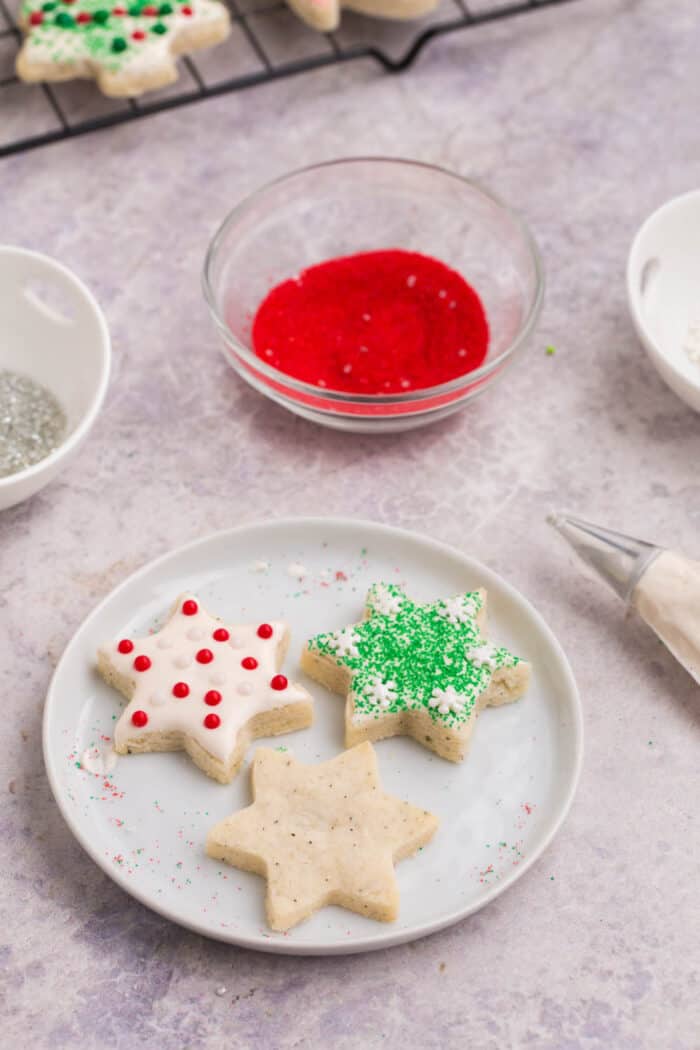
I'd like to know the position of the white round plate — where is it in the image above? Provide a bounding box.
[44,518,582,955]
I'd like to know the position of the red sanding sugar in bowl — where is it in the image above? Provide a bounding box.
[251,250,489,394]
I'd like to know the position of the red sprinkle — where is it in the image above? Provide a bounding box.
[117,639,134,654]
[257,623,273,639]
[251,250,489,395]
[112,4,126,11]
[204,713,220,729]
[132,27,145,37]
[181,4,192,12]
[133,655,151,672]
[241,656,258,670]
[131,710,148,727]
[270,674,288,691]
[172,682,189,698]
[196,648,213,664]
[182,599,198,616]
[76,10,91,20]
[142,3,158,12]
[29,10,43,23]
[212,627,229,642]
[204,690,222,706]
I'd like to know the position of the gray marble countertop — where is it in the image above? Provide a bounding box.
[2,0,699,1046]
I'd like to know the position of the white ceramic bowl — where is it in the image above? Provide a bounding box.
[0,246,111,510]
[627,190,700,413]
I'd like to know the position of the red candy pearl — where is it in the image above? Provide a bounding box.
[212,628,229,642]
[203,713,220,729]
[204,690,222,706]
[29,10,43,23]
[270,674,288,691]
[241,656,258,670]
[76,11,91,20]
[257,623,273,639]
[196,648,213,664]
[132,28,145,37]
[172,682,189,698]
[118,639,134,654]
[182,599,198,616]
[134,655,151,672]
[131,710,148,727]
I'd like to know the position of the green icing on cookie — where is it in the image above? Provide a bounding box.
[308,583,521,728]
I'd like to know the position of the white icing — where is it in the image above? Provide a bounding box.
[156,637,173,650]
[437,595,477,625]
[370,584,403,617]
[287,562,307,580]
[327,627,360,659]
[429,685,467,715]
[81,745,119,776]
[364,676,398,709]
[174,654,191,669]
[187,626,205,641]
[100,594,310,764]
[229,635,244,649]
[150,690,167,707]
[633,550,700,683]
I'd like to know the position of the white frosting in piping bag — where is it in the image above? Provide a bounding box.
[632,550,700,684]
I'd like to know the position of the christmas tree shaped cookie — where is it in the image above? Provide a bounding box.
[97,593,312,783]
[16,0,230,97]
[207,742,438,931]
[301,583,530,763]
[287,0,438,33]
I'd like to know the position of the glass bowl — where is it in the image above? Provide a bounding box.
[203,158,543,433]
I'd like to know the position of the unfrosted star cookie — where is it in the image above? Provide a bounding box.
[97,593,312,784]
[301,582,530,762]
[16,0,230,98]
[286,0,439,32]
[206,742,438,931]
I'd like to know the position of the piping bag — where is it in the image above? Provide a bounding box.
[548,511,700,684]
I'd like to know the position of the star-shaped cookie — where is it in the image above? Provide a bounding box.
[206,742,438,931]
[287,0,438,32]
[301,582,530,763]
[97,593,312,783]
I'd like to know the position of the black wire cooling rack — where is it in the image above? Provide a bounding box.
[0,0,576,158]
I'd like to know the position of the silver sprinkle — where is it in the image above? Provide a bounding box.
[0,370,66,478]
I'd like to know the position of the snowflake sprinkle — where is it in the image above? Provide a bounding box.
[437,595,478,626]
[364,676,398,709]
[429,686,468,716]
[327,627,361,659]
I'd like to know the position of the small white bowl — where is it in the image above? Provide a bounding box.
[627,190,700,413]
[0,246,111,510]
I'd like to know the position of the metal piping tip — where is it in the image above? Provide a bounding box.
[547,511,663,603]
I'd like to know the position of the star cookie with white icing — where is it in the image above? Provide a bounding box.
[206,742,438,931]
[97,594,313,783]
[301,583,530,763]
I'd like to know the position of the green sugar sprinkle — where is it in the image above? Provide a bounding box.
[309,582,521,728]
[545,345,557,356]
